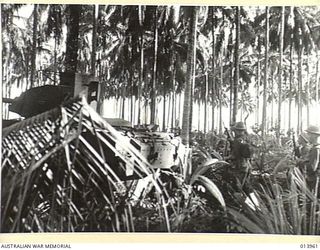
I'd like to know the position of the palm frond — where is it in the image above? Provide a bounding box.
[1,96,168,232]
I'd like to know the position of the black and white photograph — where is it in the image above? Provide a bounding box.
[1,3,320,237]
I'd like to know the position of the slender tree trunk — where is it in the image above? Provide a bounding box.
[171,85,176,130]
[30,4,38,88]
[306,52,310,127]
[232,6,240,124]
[150,7,158,124]
[298,40,304,133]
[121,96,125,120]
[131,95,135,124]
[53,38,58,85]
[316,52,320,124]
[284,73,288,131]
[64,5,81,87]
[189,87,194,135]
[256,37,261,125]
[316,52,320,103]
[198,100,201,131]
[26,54,29,89]
[204,71,208,133]
[138,5,144,125]
[219,57,223,135]
[177,93,181,126]
[162,92,166,131]
[261,6,269,137]
[271,72,274,127]
[91,4,98,76]
[92,5,103,115]
[211,7,216,132]
[181,7,197,145]
[289,37,293,131]
[169,44,175,130]
[229,46,233,125]
[277,6,284,139]
[167,93,171,130]
[145,99,148,124]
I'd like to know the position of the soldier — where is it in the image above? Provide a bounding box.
[304,125,320,192]
[296,133,311,159]
[226,122,252,193]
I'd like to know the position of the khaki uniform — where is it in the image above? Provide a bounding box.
[297,144,312,159]
[229,135,252,192]
[306,144,320,191]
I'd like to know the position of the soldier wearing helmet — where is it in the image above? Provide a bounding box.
[227,122,252,192]
[304,125,320,191]
[296,133,311,159]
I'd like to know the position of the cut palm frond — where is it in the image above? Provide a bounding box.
[1,97,168,232]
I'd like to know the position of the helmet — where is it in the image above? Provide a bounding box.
[305,125,320,136]
[232,122,247,131]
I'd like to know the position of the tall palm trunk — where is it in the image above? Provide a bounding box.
[198,99,201,131]
[181,7,198,146]
[211,6,216,132]
[137,5,145,125]
[271,72,274,127]
[30,4,38,88]
[232,6,240,124]
[316,51,320,124]
[171,75,176,130]
[219,57,223,135]
[204,71,209,133]
[167,93,171,129]
[92,5,102,114]
[256,37,261,125]
[121,95,125,120]
[297,30,304,133]
[162,91,166,131]
[144,99,148,124]
[229,34,234,125]
[53,38,58,85]
[150,7,158,124]
[288,36,294,131]
[91,5,98,76]
[131,95,135,124]
[316,52,320,103]
[306,52,310,127]
[64,5,81,87]
[277,6,284,139]
[261,6,269,137]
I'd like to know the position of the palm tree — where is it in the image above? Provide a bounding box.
[137,5,145,125]
[30,4,38,88]
[288,6,294,131]
[63,5,81,86]
[232,6,240,124]
[91,5,98,76]
[277,6,285,139]
[45,4,64,85]
[261,6,269,137]
[150,7,159,124]
[181,6,198,146]
[210,6,217,132]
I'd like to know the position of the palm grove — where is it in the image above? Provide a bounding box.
[2,4,320,233]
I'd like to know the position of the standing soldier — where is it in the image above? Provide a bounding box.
[226,122,252,193]
[304,125,320,192]
[294,133,311,178]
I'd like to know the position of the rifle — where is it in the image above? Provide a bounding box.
[223,122,233,157]
[223,122,234,141]
[292,133,300,158]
